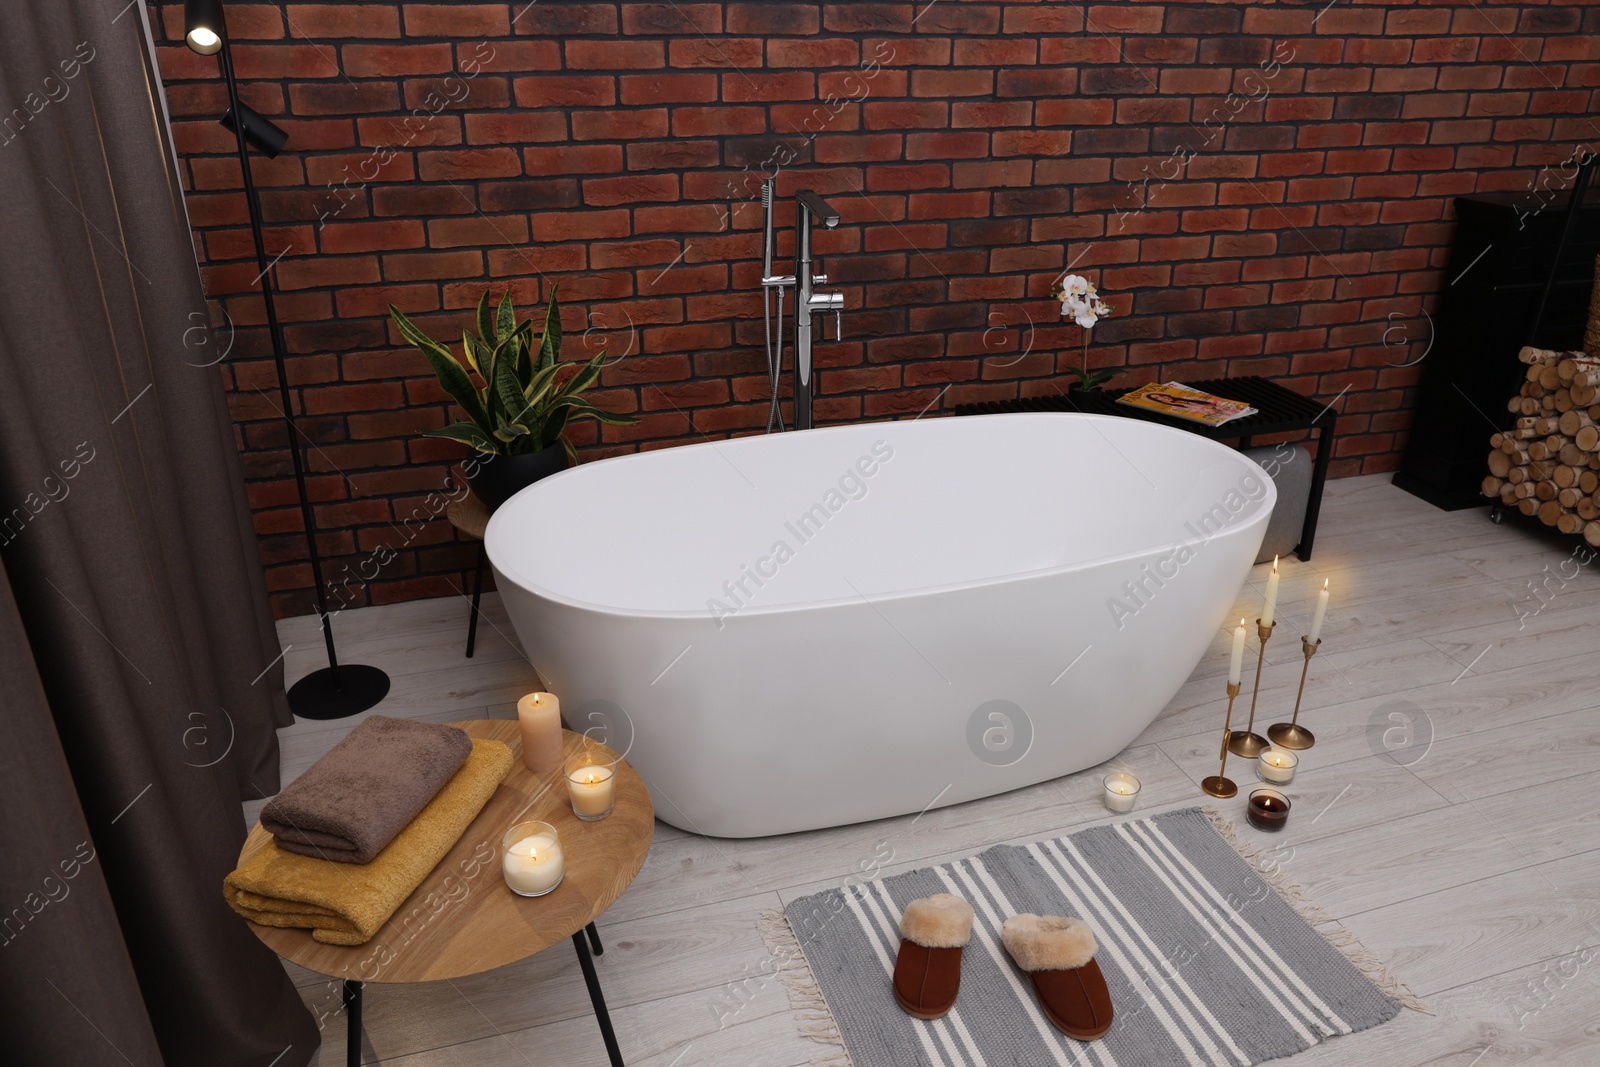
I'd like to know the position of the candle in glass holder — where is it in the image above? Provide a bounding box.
[1103,772,1141,813]
[565,752,617,821]
[517,692,564,774]
[1247,787,1290,831]
[1257,747,1298,785]
[502,821,564,897]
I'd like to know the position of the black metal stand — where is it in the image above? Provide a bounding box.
[573,924,625,1067]
[465,542,486,658]
[338,923,621,1067]
[213,24,388,720]
[344,980,362,1067]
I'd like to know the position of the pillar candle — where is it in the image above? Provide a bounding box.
[517,692,565,774]
[1260,555,1280,628]
[1308,579,1330,643]
[1228,618,1247,685]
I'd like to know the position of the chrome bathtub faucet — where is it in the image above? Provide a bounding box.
[761,181,844,432]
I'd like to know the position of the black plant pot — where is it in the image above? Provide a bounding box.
[468,447,570,510]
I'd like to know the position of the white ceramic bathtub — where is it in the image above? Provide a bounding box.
[486,413,1274,837]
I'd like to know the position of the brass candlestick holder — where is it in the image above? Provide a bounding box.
[1268,636,1320,750]
[1229,618,1274,758]
[1202,681,1242,798]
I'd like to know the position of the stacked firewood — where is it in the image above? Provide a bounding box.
[1484,346,1600,544]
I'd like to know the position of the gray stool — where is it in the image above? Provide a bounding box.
[1243,444,1312,564]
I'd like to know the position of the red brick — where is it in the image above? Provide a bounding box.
[620,74,719,105]
[463,112,567,144]
[568,40,665,70]
[573,108,670,140]
[286,4,399,37]
[524,144,624,176]
[230,44,340,79]
[341,44,454,77]
[911,70,995,98]
[321,220,426,254]
[427,216,530,248]
[769,38,860,68]
[584,175,679,207]
[382,250,484,282]
[513,76,616,108]
[668,38,763,68]
[402,4,510,36]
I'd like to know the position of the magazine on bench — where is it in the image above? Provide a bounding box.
[1116,381,1258,427]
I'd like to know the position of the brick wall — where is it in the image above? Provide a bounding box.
[147,1,1600,616]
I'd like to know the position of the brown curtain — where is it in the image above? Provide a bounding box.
[0,2,318,1064]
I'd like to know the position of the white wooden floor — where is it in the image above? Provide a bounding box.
[270,474,1600,1066]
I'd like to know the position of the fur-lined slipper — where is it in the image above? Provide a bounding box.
[892,894,974,1019]
[1001,914,1114,1040]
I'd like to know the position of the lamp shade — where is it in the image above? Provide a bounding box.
[220,102,289,158]
[185,0,224,55]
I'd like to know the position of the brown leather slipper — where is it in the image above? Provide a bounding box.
[1002,914,1114,1040]
[892,894,974,1020]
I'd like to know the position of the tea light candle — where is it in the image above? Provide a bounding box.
[565,753,617,821]
[502,821,564,897]
[1260,555,1280,628]
[1247,787,1290,832]
[517,692,564,774]
[1103,772,1141,813]
[1257,747,1298,785]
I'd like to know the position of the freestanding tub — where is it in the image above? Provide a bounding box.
[486,413,1274,838]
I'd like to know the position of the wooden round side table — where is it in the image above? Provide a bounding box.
[444,492,492,657]
[237,722,654,1066]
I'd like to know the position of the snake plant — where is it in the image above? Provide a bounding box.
[389,286,634,459]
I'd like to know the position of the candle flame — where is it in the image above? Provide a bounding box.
[1322,578,1329,590]
[585,772,599,784]
[1271,555,1279,572]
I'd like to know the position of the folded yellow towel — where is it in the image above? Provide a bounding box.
[225,738,513,945]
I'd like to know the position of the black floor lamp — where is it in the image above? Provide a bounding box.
[185,0,389,719]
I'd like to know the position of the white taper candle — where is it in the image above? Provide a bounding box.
[1260,555,1280,628]
[1308,579,1329,643]
[1228,618,1247,685]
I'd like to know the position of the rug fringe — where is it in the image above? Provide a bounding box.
[1202,807,1433,1015]
[758,910,857,1067]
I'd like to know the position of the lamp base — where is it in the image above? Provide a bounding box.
[288,664,391,720]
[1228,730,1270,758]
[1267,722,1315,750]
[1201,775,1238,799]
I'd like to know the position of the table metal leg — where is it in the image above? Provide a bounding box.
[586,921,604,956]
[465,542,486,658]
[573,931,625,1066]
[1298,415,1337,560]
[343,979,362,1067]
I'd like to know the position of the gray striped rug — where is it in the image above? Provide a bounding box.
[769,808,1405,1067]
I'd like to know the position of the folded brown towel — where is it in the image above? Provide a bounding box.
[261,715,473,864]
[226,738,513,945]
